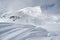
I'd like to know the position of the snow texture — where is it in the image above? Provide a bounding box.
[0,6,60,40]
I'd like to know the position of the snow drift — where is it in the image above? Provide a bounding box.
[0,6,60,40]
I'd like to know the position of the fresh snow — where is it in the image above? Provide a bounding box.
[0,6,60,40]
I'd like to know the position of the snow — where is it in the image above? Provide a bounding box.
[0,6,60,40]
[0,23,49,40]
[18,6,42,17]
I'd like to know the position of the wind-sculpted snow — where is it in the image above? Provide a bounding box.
[0,23,49,40]
[0,6,60,40]
[0,23,60,40]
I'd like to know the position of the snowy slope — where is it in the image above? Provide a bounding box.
[1,6,42,18]
[0,23,49,40]
[1,6,60,31]
[0,6,42,25]
[0,6,60,40]
[0,23,59,40]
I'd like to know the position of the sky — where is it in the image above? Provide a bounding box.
[0,0,60,14]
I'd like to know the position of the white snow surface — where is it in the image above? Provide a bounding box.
[0,6,60,40]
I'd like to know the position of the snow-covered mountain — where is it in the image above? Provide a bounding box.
[0,6,60,40]
[0,6,42,25]
[0,6,49,40]
[1,6,42,18]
